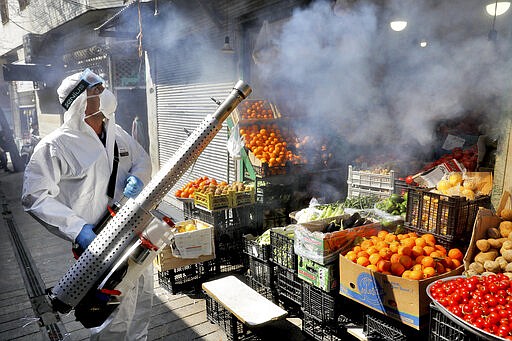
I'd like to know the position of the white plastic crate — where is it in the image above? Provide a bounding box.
[347,165,395,199]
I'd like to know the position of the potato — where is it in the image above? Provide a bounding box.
[488,238,507,249]
[503,240,512,250]
[496,256,508,271]
[501,208,512,221]
[500,221,512,238]
[504,272,512,280]
[505,263,512,273]
[464,270,479,277]
[484,260,501,273]
[476,239,490,252]
[482,271,496,276]
[503,250,512,263]
[487,227,501,239]
[474,250,499,264]
[468,262,485,274]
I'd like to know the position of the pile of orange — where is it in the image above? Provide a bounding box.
[344,231,464,280]
[240,124,304,167]
[239,100,274,120]
[175,176,221,199]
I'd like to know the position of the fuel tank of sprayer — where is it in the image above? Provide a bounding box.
[48,81,251,326]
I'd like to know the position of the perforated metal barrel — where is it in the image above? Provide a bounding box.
[51,81,251,310]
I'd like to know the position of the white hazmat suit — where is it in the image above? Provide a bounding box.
[21,71,153,340]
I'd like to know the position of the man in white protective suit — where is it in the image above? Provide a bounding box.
[21,69,153,340]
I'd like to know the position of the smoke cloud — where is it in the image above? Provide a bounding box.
[256,0,512,152]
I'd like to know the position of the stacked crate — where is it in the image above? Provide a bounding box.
[269,228,302,314]
[243,234,276,302]
[347,165,395,199]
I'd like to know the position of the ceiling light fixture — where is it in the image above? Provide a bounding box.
[390,20,407,32]
[420,40,428,48]
[221,36,234,54]
[486,1,511,16]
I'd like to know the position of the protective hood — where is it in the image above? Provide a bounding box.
[56,71,117,170]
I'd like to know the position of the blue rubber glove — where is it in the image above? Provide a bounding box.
[76,224,96,250]
[123,175,144,198]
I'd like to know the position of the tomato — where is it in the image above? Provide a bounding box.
[405,175,414,185]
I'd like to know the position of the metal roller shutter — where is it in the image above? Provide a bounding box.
[155,59,236,209]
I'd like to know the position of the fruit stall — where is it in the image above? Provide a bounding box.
[152,102,512,340]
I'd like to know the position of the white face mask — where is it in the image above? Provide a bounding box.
[86,89,117,120]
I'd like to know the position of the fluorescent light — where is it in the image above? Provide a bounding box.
[390,21,408,32]
[486,2,511,16]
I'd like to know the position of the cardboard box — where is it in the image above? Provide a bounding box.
[463,208,502,271]
[294,223,380,265]
[298,256,338,292]
[172,219,214,259]
[339,255,463,329]
[154,247,215,272]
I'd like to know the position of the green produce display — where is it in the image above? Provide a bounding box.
[256,229,271,245]
[375,193,407,218]
[342,195,381,210]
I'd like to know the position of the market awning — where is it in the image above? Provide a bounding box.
[2,63,59,84]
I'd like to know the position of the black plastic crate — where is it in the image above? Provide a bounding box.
[205,294,251,341]
[157,261,213,295]
[247,256,274,288]
[245,274,277,303]
[243,234,270,261]
[215,224,247,274]
[302,282,340,323]
[302,311,343,341]
[269,229,297,271]
[429,303,486,341]
[405,188,489,249]
[364,312,408,341]
[274,264,302,307]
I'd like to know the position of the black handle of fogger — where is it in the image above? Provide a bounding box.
[72,198,127,259]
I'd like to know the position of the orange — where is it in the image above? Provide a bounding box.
[409,269,424,280]
[423,246,436,256]
[391,262,405,276]
[377,230,389,239]
[369,253,382,265]
[411,245,424,258]
[379,248,393,260]
[402,270,412,279]
[441,257,454,269]
[423,266,436,278]
[357,256,370,267]
[399,255,413,269]
[366,264,378,271]
[353,246,362,253]
[385,234,397,243]
[390,253,401,264]
[398,246,412,256]
[421,234,436,246]
[375,240,388,250]
[360,240,374,251]
[451,259,462,268]
[377,260,391,273]
[415,255,425,265]
[430,251,444,259]
[366,246,379,255]
[345,251,357,262]
[411,263,423,271]
[448,248,464,261]
[435,245,447,255]
[401,238,416,249]
[389,242,400,253]
[415,238,427,248]
[357,251,370,259]
[421,256,435,268]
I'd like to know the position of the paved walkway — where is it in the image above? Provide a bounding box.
[0,170,306,341]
